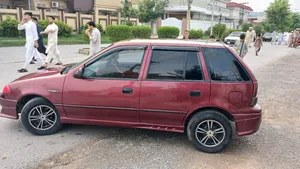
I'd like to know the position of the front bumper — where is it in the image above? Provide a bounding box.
[233,104,262,136]
[0,94,18,119]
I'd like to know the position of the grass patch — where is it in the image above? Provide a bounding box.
[0,34,112,47]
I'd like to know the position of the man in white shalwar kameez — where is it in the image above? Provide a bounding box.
[17,12,45,73]
[85,21,101,56]
[41,16,62,68]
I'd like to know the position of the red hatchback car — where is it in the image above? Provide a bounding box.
[0,40,262,153]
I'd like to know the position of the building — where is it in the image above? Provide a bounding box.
[248,11,266,25]
[226,2,253,29]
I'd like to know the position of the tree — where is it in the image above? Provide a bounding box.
[292,13,300,29]
[241,23,253,32]
[212,24,226,40]
[254,25,265,35]
[265,0,293,31]
[119,0,137,24]
[138,0,169,23]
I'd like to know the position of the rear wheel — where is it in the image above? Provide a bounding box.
[21,97,62,135]
[187,110,232,153]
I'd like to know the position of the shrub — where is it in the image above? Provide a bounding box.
[157,26,180,38]
[212,24,227,40]
[189,29,204,39]
[241,23,253,32]
[38,20,72,37]
[254,25,265,35]
[0,17,19,37]
[80,23,104,34]
[222,29,242,40]
[131,26,152,39]
[106,25,132,42]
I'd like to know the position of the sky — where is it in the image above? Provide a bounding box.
[231,0,300,12]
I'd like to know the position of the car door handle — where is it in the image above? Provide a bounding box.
[122,88,133,94]
[190,90,201,97]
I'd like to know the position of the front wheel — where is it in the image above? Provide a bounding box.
[187,110,232,153]
[21,97,62,135]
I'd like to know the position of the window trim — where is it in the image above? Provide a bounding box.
[152,45,200,52]
[81,45,148,80]
[202,47,252,83]
[145,48,205,82]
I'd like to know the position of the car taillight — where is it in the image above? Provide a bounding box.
[2,85,11,95]
[250,82,258,107]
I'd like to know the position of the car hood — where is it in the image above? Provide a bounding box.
[12,67,65,83]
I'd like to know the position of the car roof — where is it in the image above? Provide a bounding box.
[115,39,225,47]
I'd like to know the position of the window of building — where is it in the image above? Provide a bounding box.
[202,48,250,82]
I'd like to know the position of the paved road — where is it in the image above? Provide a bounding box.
[0,43,298,169]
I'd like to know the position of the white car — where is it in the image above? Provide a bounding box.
[224,32,245,46]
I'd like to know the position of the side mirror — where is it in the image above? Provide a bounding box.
[73,67,84,79]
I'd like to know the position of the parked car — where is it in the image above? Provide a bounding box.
[262,32,272,42]
[224,31,245,45]
[0,40,262,153]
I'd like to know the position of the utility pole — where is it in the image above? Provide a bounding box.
[187,0,193,31]
[239,2,249,28]
[218,14,222,39]
[210,0,215,36]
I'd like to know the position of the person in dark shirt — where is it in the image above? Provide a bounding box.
[32,17,47,64]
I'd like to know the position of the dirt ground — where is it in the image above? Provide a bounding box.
[33,52,300,169]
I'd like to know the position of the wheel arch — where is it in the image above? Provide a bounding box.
[16,94,51,118]
[184,107,235,132]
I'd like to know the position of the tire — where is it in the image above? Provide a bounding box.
[187,110,232,153]
[21,97,62,135]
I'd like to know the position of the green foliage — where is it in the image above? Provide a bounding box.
[80,23,104,34]
[189,29,204,39]
[259,21,276,32]
[265,0,293,31]
[119,0,137,21]
[222,29,242,40]
[157,26,179,38]
[212,24,226,40]
[131,26,152,39]
[125,21,134,26]
[292,13,300,30]
[138,0,169,23]
[241,23,253,32]
[106,25,132,42]
[254,25,265,35]
[205,27,211,36]
[38,20,72,37]
[0,17,19,37]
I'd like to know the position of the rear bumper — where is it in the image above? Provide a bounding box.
[0,94,18,119]
[233,104,262,136]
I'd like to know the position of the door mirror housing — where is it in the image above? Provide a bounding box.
[73,67,84,79]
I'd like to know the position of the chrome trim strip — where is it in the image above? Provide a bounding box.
[63,104,138,111]
[141,109,186,114]
[58,104,186,114]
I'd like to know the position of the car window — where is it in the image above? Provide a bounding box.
[147,50,203,81]
[202,48,250,82]
[185,52,203,80]
[83,48,145,79]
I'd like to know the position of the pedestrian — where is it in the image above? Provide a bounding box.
[85,21,101,56]
[271,30,278,45]
[17,12,45,73]
[245,27,254,48]
[40,16,62,68]
[183,30,189,40]
[252,29,256,42]
[283,31,288,45]
[233,33,248,59]
[254,33,263,56]
[288,31,294,47]
[209,35,215,41]
[277,32,284,45]
[32,17,47,63]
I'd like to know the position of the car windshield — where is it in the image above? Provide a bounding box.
[229,32,243,37]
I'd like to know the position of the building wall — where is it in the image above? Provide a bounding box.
[0,0,14,8]
[95,0,139,10]
[68,0,94,12]
[37,0,67,9]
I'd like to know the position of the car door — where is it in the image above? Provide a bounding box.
[62,45,148,122]
[139,46,211,126]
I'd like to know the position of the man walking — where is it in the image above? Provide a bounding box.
[85,21,101,56]
[234,33,248,59]
[17,12,45,73]
[32,17,47,63]
[245,27,254,48]
[271,30,278,45]
[40,16,62,68]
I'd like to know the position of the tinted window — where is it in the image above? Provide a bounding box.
[202,48,250,81]
[185,52,203,80]
[83,48,145,79]
[147,50,186,80]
